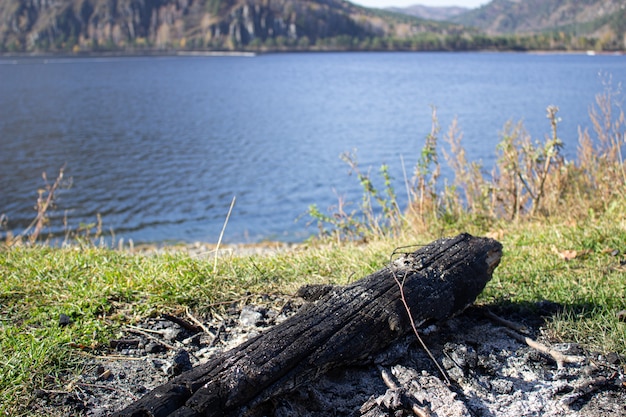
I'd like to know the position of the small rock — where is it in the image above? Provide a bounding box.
[239,306,265,327]
[166,349,193,376]
[59,313,71,327]
[606,352,621,365]
[161,327,182,341]
[145,342,164,354]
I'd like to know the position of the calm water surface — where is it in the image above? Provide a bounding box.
[1,52,625,243]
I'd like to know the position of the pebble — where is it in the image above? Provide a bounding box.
[145,342,163,354]
[239,305,266,327]
[58,313,71,327]
[167,349,192,376]
[161,327,182,341]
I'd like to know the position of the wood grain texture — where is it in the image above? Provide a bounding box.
[113,233,502,417]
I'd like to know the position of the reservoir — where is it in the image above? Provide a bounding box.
[1,52,624,244]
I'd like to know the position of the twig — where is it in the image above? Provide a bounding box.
[503,328,585,368]
[185,307,213,336]
[389,250,451,385]
[560,376,611,405]
[208,323,224,348]
[127,324,164,335]
[161,313,203,334]
[214,195,236,273]
[126,327,178,351]
[484,310,528,334]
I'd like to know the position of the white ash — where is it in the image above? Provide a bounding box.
[29,297,625,417]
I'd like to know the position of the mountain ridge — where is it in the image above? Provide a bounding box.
[386,5,469,21]
[0,0,624,53]
[451,0,625,48]
[0,0,465,53]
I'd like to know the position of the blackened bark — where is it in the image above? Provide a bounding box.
[113,233,502,417]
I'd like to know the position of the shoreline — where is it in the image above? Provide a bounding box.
[126,240,303,258]
[1,48,624,61]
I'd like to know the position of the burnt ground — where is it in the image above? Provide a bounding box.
[30,295,625,417]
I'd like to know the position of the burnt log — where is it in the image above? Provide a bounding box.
[113,233,502,417]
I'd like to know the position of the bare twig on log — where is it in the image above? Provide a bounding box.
[390,248,451,385]
[113,233,502,417]
[503,328,585,368]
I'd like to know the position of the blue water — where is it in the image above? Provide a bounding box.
[1,52,625,244]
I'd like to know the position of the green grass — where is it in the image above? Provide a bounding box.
[2,84,624,415]
[1,204,625,414]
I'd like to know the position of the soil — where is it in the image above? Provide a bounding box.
[30,295,625,417]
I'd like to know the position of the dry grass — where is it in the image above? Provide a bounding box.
[310,80,625,240]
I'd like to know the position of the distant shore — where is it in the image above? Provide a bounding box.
[1,48,624,61]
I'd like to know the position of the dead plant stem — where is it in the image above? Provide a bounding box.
[389,254,450,385]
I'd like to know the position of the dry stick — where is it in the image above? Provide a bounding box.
[214,195,236,274]
[389,253,451,386]
[161,313,203,334]
[484,310,528,334]
[126,324,164,335]
[14,165,66,245]
[185,307,213,336]
[503,328,585,368]
[561,376,610,406]
[126,327,178,351]
[207,323,224,348]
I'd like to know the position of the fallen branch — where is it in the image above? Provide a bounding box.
[113,233,502,417]
[560,376,612,405]
[503,328,585,368]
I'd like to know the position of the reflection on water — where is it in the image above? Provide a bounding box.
[1,52,624,244]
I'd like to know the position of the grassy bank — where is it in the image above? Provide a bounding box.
[1,85,625,415]
[1,207,625,414]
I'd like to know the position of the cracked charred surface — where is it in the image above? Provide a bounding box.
[113,233,502,417]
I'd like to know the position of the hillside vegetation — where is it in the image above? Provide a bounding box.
[0,0,465,53]
[0,0,623,53]
[453,0,626,50]
[386,5,469,21]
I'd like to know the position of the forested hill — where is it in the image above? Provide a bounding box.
[0,0,465,53]
[386,5,469,21]
[0,0,624,54]
[452,0,625,50]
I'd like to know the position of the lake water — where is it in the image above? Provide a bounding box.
[1,52,625,244]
